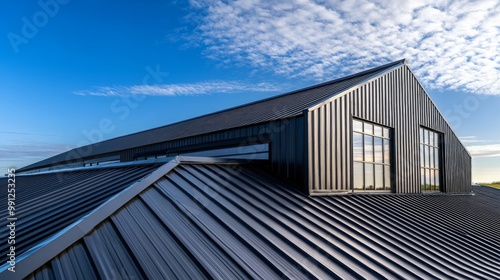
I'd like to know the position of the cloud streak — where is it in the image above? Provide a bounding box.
[74,81,281,96]
[188,0,500,94]
[467,144,500,158]
[0,143,68,159]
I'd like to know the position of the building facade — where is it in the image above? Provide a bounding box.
[19,59,471,194]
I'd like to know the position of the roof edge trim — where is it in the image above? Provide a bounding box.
[305,59,406,112]
[403,62,472,158]
[3,157,181,279]
[16,157,173,177]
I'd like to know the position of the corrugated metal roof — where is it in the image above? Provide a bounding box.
[7,158,499,279]
[21,60,406,171]
[0,163,160,264]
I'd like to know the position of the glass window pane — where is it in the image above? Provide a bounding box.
[353,133,364,161]
[430,169,435,190]
[435,133,439,147]
[424,145,429,168]
[364,135,373,162]
[374,126,383,137]
[384,165,391,190]
[435,171,440,189]
[421,168,426,191]
[429,147,434,169]
[384,139,390,164]
[424,129,429,145]
[420,144,425,167]
[374,137,383,163]
[365,123,373,135]
[365,163,374,190]
[375,164,384,190]
[429,131,434,146]
[436,150,440,168]
[353,120,363,132]
[420,127,424,144]
[426,169,431,191]
[353,162,364,190]
[383,127,389,139]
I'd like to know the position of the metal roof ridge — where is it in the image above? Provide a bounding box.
[304,59,407,112]
[19,59,407,172]
[80,59,408,144]
[402,62,472,158]
[0,157,181,279]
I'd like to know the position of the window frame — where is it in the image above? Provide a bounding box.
[352,118,392,192]
[419,127,442,192]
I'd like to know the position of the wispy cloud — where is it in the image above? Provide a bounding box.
[461,137,500,157]
[0,143,68,159]
[74,81,281,96]
[187,0,500,94]
[459,136,494,144]
[467,144,500,157]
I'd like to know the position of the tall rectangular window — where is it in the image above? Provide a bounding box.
[420,127,441,192]
[352,119,391,191]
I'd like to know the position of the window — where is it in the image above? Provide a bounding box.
[352,119,391,191]
[420,127,441,192]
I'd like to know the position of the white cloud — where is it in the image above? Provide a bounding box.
[467,144,500,157]
[188,0,500,94]
[74,81,281,96]
[461,136,500,157]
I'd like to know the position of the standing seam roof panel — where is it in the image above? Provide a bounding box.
[18,162,500,280]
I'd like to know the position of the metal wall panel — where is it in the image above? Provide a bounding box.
[308,65,471,193]
[119,118,308,191]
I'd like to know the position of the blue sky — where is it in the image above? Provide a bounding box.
[1,0,499,182]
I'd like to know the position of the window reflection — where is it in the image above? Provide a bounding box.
[353,120,363,132]
[384,165,391,189]
[374,137,383,163]
[375,164,384,190]
[353,133,364,161]
[353,162,364,190]
[365,123,374,135]
[365,163,374,190]
[364,135,374,162]
[383,139,390,164]
[352,119,391,192]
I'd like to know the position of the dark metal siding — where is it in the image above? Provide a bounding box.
[26,164,500,279]
[121,118,308,190]
[307,65,471,193]
[0,164,159,263]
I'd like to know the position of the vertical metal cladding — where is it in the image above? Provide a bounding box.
[270,116,307,192]
[307,65,471,194]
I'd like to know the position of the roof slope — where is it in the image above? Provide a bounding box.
[0,163,160,262]
[21,59,406,171]
[7,159,500,279]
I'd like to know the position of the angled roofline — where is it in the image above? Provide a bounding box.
[19,59,407,172]
[0,156,256,279]
[403,62,472,157]
[75,59,408,145]
[303,58,470,157]
[305,59,407,112]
